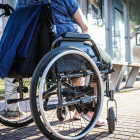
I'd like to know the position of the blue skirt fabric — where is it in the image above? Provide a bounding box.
[16,12,40,58]
[0,4,43,79]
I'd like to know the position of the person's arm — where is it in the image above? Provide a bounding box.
[73,8,89,33]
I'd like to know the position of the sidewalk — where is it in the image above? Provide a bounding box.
[0,82,140,140]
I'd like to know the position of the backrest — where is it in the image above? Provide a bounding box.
[37,5,52,63]
[8,4,56,78]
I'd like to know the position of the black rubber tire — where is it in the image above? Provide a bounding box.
[108,107,115,133]
[30,46,103,140]
[0,118,33,128]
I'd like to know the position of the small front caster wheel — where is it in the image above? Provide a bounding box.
[57,107,69,121]
[108,107,115,133]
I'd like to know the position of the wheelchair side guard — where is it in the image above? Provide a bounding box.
[52,36,112,73]
[51,37,102,66]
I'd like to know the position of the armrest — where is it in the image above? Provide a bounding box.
[61,32,91,39]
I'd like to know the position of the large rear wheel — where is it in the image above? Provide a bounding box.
[30,48,104,140]
[0,78,33,127]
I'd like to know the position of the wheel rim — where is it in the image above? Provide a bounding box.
[39,50,104,140]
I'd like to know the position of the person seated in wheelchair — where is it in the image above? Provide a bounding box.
[16,0,107,126]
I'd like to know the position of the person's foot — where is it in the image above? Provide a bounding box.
[96,118,107,126]
[81,111,93,121]
[73,115,81,120]
[81,112,107,126]
[81,111,94,121]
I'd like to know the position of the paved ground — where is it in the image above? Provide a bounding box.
[0,82,140,140]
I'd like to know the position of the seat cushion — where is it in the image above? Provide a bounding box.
[61,32,91,39]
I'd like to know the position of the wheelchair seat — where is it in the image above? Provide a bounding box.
[62,32,91,39]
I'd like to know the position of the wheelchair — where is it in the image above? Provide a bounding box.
[0,1,117,139]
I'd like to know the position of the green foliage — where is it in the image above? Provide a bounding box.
[131,29,134,33]
[119,90,130,93]
[130,1,140,25]
[0,89,4,95]
[0,79,4,95]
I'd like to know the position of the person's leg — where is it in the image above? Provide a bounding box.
[73,80,97,118]
[72,77,84,118]
[71,77,85,87]
[80,82,96,120]
[82,82,107,125]
[73,78,107,125]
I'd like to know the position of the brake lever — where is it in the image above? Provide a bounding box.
[0,4,14,17]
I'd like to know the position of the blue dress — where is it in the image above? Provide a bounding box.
[16,0,82,37]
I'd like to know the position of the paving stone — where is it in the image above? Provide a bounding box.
[4,137,18,140]
[113,134,130,139]
[84,134,97,139]
[0,135,7,140]
[24,130,40,135]
[25,135,42,140]
[14,133,31,139]
[132,133,140,138]
[118,131,133,136]
[112,138,126,140]
[137,130,140,134]
[106,133,116,138]
[39,137,48,140]
[129,136,140,140]
[123,128,138,133]
[93,137,105,140]
[99,133,112,137]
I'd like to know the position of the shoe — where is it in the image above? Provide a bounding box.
[73,115,81,120]
[81,114,91,121]
[81,114,107,126]
[96,118,107,126]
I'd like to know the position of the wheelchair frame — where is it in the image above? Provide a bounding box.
[0,0,117,139]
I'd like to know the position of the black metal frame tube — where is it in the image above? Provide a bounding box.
[57,80,62,105]
[106,75,109,95]
[60,71,94,79]
[7,92,108,105]
[7,91,57,104]
[7,86,57,104]
[44,95,97,111]
[19,79,23,99]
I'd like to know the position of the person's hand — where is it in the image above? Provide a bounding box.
[73,8,89,34]
[83,29,88,34]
